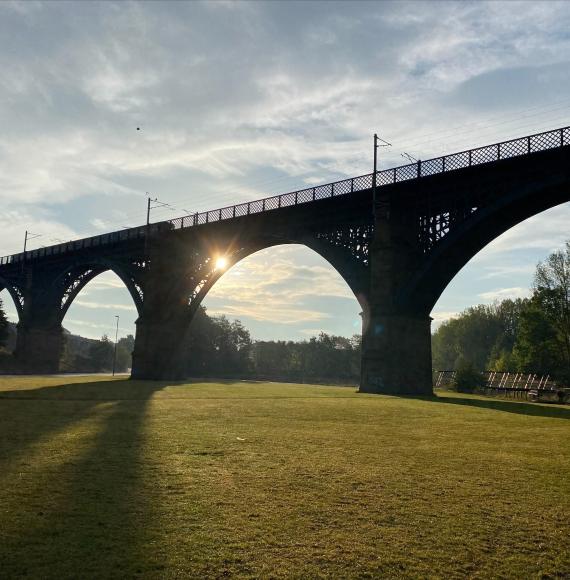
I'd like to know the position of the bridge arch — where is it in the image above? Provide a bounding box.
[0,276,24,321]
[189,237,369,325]
[404,184,570,314]
[53,258,144,322]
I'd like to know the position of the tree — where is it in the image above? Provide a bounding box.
[453,357,486,393]
[432,241,570,384]
[184,308,252,377]
[532,241,570,381]
[0,298,10,348]
[115,335,135,372]
[432,304,510,371]
[511,302,559,375]
[88,335,114,372]
[486,298,528,370]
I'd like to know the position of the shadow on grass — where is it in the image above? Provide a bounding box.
[0,378,172,576]
[0,379,171,464]
[430,393,570,419]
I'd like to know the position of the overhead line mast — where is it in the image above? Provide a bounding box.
[372,133,391,218]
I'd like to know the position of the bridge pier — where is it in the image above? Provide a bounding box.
[131,317,189,380]
[14,322,64,373]
[12,268,65,374]
[359,201,434,396]
[130,238,195,381]
[360,313,433,395]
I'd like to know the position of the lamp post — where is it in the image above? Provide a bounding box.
[112,315,120,376]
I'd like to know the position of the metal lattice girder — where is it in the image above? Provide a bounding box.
[316,224,374,266]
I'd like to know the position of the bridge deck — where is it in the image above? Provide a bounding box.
[1,125,568,267]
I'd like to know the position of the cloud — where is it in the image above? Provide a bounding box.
[476,204,570,257]
[478,287,530,302]
[209,246,355,301]
[1,1,569,221]
[73,300,136,312]
[430,310,459,330]
[480,264,536,279]
[204,245,357,325]
[0,209,78,257]
[207,304,328,325]
[77,272,129,292]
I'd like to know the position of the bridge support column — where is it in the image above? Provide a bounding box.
[13,266,65,374]
[130,238,194,381]
[359,200,434,396]
[14,323,64,374]
[360,313,433,395]
[131,317,189,380]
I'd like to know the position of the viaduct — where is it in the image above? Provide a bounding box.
[0,126,568,395]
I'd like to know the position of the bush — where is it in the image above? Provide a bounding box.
[453,359,487,393]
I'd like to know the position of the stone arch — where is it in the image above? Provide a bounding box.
[187,236,369,321]
[403,187,570,315]
[0,275,24,321]
[55,259,144,321]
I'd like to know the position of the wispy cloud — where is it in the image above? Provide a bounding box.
[207,304,328,325]
[478,205,570,257]
[206,245,355,325]
[73,300,136,312]
[481,264,536,279]
[430,310,459,330]
[478,287,530,302]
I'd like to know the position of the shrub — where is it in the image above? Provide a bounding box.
[453,359,487,393]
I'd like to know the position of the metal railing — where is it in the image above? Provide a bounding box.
[1,125,568,267]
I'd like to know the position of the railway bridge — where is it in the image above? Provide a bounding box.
[0,126,568,394]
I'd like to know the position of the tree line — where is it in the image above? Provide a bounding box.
[0,304,361,382]
[183,306,361,383]
[432,241,570,384]
[60,333,135,373]
[0,319,135,374]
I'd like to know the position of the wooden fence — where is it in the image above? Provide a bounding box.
[434,370,566,402]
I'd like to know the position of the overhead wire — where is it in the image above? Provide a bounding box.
[394,108,570,158]
[396,98,570,144]
[414,114,570,159]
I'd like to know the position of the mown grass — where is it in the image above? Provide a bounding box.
[0,376,568,578]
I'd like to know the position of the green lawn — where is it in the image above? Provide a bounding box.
[0,376,568,578]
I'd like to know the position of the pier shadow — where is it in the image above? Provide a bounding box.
[0,378,171,576]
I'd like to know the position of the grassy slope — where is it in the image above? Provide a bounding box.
[0,376,568,579]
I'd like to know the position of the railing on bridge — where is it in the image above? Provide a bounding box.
[164,125,569,230]
[1,125,568,266]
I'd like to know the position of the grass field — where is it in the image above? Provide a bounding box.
[0,376,568,578]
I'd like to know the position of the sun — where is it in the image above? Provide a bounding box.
[215,256,228,270]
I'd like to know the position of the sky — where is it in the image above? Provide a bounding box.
[0,0,569,342]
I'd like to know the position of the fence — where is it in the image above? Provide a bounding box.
[434,370,565,402]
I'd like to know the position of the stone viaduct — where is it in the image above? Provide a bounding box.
[0,126,568,395]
